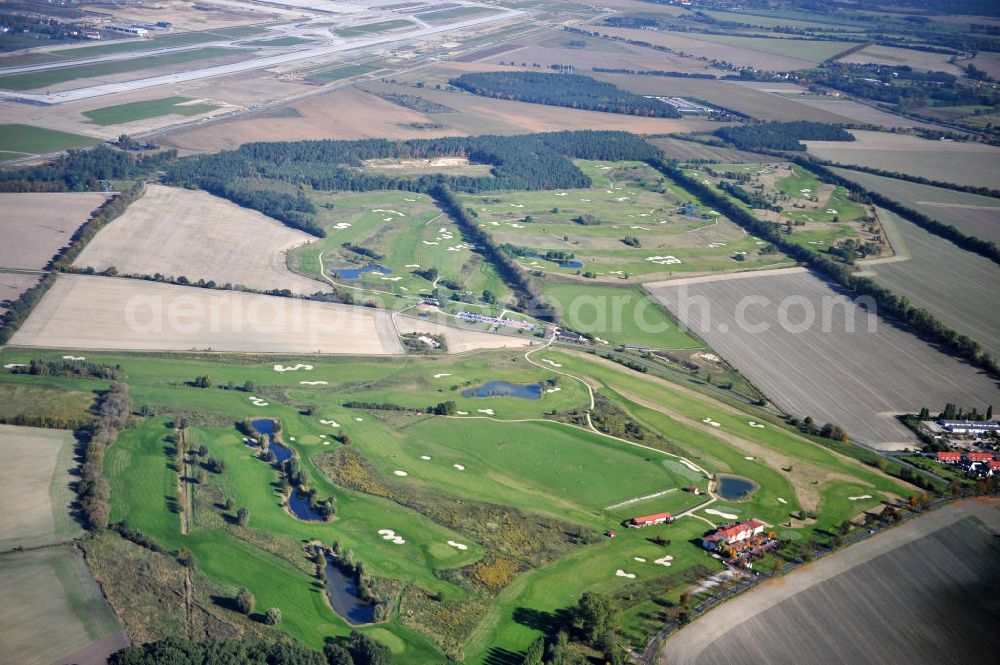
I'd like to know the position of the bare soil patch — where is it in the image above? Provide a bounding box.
[394,313,534,353]
[74,184,330,295]
[0,193,106,270]
[9,274,405,355]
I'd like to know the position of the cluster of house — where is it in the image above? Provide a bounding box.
[938,420,1000,435]
[935,450,1000,478]
[701,519,767,552]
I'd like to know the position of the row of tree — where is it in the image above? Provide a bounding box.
[79,381,133,529]
[51,182,146,271]
[450,71,682,117]
[0,145,174,192]
[9,357,125,380]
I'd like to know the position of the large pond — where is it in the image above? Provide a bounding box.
[461,381,542,400]
[717,475,758,501]
[325,555,376,625]
[330,265,392,280]
[251,419,292,463]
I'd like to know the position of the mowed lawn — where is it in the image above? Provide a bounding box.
[0,425,81,551]
[0,124,98,155]
[83,96,219,126]
[0,548,123,665]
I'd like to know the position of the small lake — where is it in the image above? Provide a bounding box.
[331,265,392,280]
[325,555,376,625]
[558,260,583,269]
[287,489,324,521]
[717,475,758,501]
[250,419,292,463]
[462,381,542,400]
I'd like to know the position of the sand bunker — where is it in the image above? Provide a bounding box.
[615,570,636,579]
[319,419,340,427]
[702,417,722,427]
[3,363,26,369]
[744,456,755,460]
[300,380,328,385]
[447,540,468,551]
[420,455,431,460]
[394,470,408,477]
[377,529,405,545]
[748,421,766,428]
[777,498,787,504]
[646,255,683,265]
[248,396,269,407]
[541,359,562,367]
[545,387,561,393]
[453,464,465,471]
[62,355,86,361]
[849,494,873,501]
[354,417,363,422]
[634,557,647,562]
[433,373,452,378]
[477,409,495,415]
[457,411,469,415]
[372,209,404,216]
[275,364,313,372]
[654,555,673,567]
[705,508,738,520]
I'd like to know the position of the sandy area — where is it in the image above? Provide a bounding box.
[74,185,329,295]
[0,193,107,270]
[394,314,533,353]
[9,274,405,355]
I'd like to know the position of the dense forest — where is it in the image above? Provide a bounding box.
[715,121,855,151]
[449,71,681,117]
[0,145,175,192]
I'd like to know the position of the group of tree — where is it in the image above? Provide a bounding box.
[715,121,854,152]
[9,357,124,380]
[450,71,681,118]
[519,592,627,665]
[938,403,994,421]
[646,157,999,379]
[79,381,133,529]
[0,145,175,192]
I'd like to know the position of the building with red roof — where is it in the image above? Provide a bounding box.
[631,512,672,527]
[990,460,1000,472]
[702,519,766,550]
[968,452,993,463]
[937,451,962,463]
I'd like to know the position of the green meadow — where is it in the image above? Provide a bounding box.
[83,96,219,125]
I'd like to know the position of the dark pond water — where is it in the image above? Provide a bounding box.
[558,260,583,269]
[461,381,542,400]
[717,475,758,501]
[325,555,376,625]
[287,489,325,521]
[269,441,292,464]
[330,265,392,280]
[250,419,292,463]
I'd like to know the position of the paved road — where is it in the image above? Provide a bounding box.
[0,9,524,104]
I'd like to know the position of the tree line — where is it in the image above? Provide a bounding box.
[646,157,999,379]
[78,381,133,530]
[50,182,146,270]
[0,145,174,192]
[449,71,681,118]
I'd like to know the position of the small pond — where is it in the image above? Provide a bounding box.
[558,260,583,269]
[250,419,293,463]
[269,441,293,464]
[330,265,392,280]
[461,381,542,400]
[325,555,376,625]
[717,475,758,501]
[287,489,325,522]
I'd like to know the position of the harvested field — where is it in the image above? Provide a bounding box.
[0,547,125,665]
[595,27,847,71]
[9,275,405,355]
[0,192,106,269]
[648,269,1000,449]
[861,208,1000,358]
[0,425,80,552]
[393,314,533,353]
[805,131,1000,190]
[828,167,1000,244]
[73,185,329,295]
[662,499,1000,665]
[760,93,942,130]
[0,272,41,315]
[592,73,866,123]
[837,43,964,75]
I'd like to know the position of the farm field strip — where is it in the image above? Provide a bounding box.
[0,192,107,269]
[0,124,99,157]
[74,185,331,296]
[861,208,1000,357]
[647,270,1000,449]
